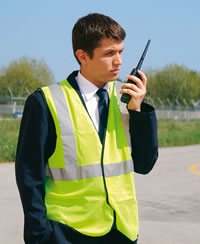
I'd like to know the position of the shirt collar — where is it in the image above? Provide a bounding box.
[77,71,109,102]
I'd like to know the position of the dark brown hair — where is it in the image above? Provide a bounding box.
[72,13,126,64]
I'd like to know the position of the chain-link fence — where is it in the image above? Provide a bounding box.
[1,87,200,120]
[0,95,25,118]
[144,96,200,120]
[115,81,200,120]
[0,104,24,118]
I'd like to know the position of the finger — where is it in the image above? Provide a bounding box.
[137,70,147,88]
[126,74,144,89]
[120,87,138,97]
[121,82,140,92]
[120,86,146,98]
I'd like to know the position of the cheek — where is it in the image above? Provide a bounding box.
[99,58,111,69]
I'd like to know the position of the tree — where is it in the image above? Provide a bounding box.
[146,64,200,106]
[0,56,54,99]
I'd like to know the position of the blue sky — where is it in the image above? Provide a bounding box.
[0,0,200,82]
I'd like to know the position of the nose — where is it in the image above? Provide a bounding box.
[113,53,122,66]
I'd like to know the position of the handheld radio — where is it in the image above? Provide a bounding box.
[120,39,151,104]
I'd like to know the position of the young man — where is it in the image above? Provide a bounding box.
[15,13,158,244]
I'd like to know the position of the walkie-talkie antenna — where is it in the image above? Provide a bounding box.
[135,39,151,71]
[121,39,151,104]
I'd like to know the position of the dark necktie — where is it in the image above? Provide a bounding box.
[96,88,109,143]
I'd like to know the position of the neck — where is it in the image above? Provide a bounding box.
[80,69,107,89]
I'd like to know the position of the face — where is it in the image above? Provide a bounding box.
[80,38,124,88]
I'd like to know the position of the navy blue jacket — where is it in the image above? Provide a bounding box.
[15,71,158,244]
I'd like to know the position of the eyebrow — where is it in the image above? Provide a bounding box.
[104,47,124,52]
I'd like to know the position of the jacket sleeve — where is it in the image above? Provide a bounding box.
[15,91,56,243]
[128,103,158,174]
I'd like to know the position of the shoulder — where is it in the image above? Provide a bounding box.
[27,89,46,105]
[23,89,50,118]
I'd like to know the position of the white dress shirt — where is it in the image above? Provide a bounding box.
[76,71,109,132]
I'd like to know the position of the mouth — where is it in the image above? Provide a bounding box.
[111,69,120,75]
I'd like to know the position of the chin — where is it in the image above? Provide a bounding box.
[108,73,118,81]
[111,75,118,81]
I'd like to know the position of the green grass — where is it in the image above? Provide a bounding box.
[0,119,21,162]
[158,119,200,147]
[0,119,200,162]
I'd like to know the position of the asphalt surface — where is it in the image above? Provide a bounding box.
[0,145,200,244]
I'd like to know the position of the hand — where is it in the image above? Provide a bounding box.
[120,70,147,112]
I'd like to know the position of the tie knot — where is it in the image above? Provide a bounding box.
[96,88,108,102]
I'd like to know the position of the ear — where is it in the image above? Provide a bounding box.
[75,49,88,65]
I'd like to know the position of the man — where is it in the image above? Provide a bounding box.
[15,13,158,244]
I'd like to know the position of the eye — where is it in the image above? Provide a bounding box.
[105,51,114,56]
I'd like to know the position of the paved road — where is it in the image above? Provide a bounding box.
[135,145,200,244]
[0,145,200,244]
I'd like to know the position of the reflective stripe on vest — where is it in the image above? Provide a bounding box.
[45,84,134,181]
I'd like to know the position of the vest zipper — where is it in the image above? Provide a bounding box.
[100,130,117,228]
[100,133,109,204]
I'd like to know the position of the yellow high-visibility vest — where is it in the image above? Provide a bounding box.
[41,79,139,241]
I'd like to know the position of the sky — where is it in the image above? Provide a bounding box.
[0,0,200,82]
